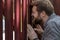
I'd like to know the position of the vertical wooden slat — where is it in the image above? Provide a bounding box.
[4,0,13,40]
[14,0,21,40]
[22,0,27,40]
[0,0,3,40]
[28,0,32,24]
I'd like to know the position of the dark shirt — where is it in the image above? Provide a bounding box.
[41,13,60,40]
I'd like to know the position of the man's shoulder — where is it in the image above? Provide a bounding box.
[44,15,60,30]
[47,15,60,25]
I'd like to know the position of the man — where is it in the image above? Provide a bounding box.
[27,0,60,40]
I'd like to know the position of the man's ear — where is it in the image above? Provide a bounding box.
[40,11,46,17]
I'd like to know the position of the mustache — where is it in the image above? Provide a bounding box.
[32,16,42,25]
[34,19,42,24]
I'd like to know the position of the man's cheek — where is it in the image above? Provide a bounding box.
[32,18,35,23]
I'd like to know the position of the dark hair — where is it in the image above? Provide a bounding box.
[31,0,54,16]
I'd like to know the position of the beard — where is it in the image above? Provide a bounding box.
[35,19,42,24]
[33,18,42,25]
[32,16,42,25]
[31,16,43,28]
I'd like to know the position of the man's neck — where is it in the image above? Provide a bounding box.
[42,16,49,24]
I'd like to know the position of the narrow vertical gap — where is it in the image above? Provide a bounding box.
[21,0,22,32]
[2,16,5,40]
[2,0,5,40]
[27,0,28,39]
[13,31,15,40]
[13,0,15,40]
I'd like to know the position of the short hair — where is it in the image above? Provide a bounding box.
[31,0,54,16]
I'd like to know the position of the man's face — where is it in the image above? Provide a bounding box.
[32,6,42,24]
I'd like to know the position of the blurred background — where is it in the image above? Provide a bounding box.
[0,0,60,40]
